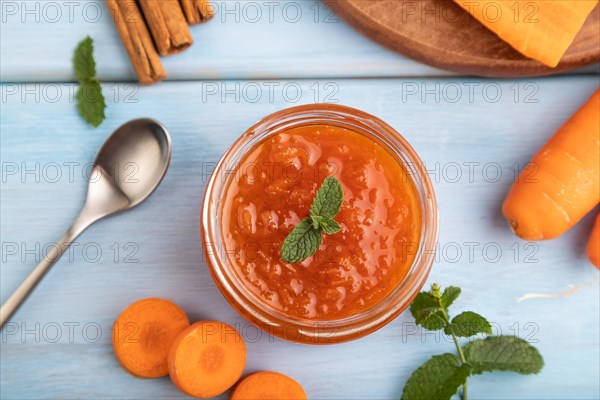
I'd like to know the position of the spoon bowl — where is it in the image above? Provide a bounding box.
[94,118,171,208]
[0,118,172,327]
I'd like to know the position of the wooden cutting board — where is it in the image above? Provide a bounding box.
[332,0,600,77]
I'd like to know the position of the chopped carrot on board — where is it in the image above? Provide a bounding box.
[454,0,599,67]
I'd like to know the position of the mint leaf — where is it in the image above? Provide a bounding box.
[310,176,343,220]
[76,79,106,128]
[401,353,472,400]
[409,291,448,331]
[445,311,492,338]
[311,215,325,229]
[73,36,96,82]
[312,215,341,234]
[464,336,544,375]
[320,219,341,234]
[280,176,343,263]
[440,286,461,308]
[73,36,105,127]
[280,218,322,263]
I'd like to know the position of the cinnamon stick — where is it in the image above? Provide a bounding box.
[106,0,166,85]
[138,0,193,56]
[179,0,214,24]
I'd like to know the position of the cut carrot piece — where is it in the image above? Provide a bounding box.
[230,371,307,400]
[169,321,246,398]
[454,0,598,67]
[588,214,600,268]
[502,89,600,240]
[112,298,190,378]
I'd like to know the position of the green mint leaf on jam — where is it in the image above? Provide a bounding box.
[311,215,341,234]
[73,36,106,127]
[463,336,544,375]
[309,176,343,220]
[444,311,492,338]
[403,284,544,400]
[280,218,322,263]
[401,354,472,400]
[311,215,325,230]
[280,176,344,263]
[320,219,341,235]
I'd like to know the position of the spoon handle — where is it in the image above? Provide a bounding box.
[0,219,92,328]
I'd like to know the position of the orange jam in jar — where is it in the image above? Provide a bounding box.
[221,125,421,320]
[202,105,438,344]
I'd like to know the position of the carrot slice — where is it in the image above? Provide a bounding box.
[112,298,190,378]
[454,0,599,67]
[502,89,600,240]
[588,214,600,268]
[169,321,246,398]
[230,371,307,400]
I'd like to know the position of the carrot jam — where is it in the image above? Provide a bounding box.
[221,124,422,320]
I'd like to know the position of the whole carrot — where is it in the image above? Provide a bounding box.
[588,214,600,268]
[502,89,600,240]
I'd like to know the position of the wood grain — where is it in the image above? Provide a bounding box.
[0,0,597,83]
[332,0,600,77]
[1,78,599,399]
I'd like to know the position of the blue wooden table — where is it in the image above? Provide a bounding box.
[1,1,599,399]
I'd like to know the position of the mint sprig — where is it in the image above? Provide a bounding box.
[280,176,343,263]
[73,36,106,127]
[402,284,544,400]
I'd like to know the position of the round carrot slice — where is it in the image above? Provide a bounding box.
[230,371,307,400]
[112,298,189,378]
[169,321,246,398]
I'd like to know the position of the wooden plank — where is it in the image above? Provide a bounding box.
[1,77,598,399]
[334,0,600,77]
[1,0,597,82]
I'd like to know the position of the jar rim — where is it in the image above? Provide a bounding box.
[201,104,439,344]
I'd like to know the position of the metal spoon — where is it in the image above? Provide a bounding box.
[0,118,172,327]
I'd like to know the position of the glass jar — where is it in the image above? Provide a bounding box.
[201,104,438,344]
